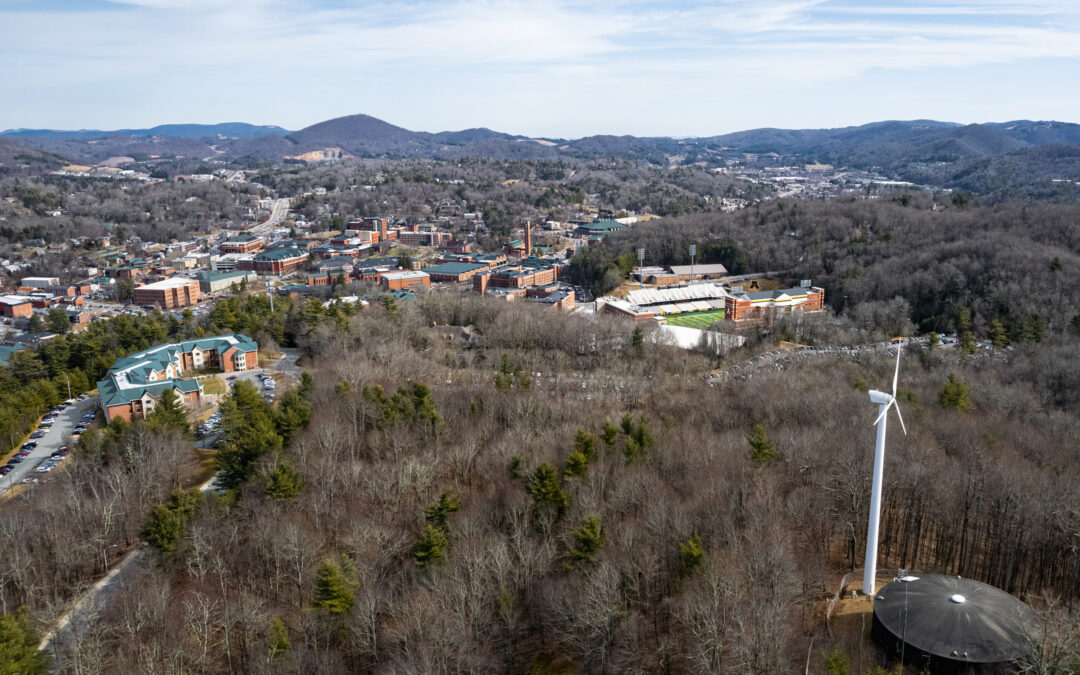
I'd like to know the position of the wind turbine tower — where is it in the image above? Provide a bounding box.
[863,346,907,595]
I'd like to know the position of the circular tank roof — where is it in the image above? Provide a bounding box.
[874,574,1035,663]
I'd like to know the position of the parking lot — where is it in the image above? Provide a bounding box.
[0,395,98,496]
[195,369,278,441]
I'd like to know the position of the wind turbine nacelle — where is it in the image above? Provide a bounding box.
[869,390,892,405]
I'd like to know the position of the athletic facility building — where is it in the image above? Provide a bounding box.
[723,285,825,324]
[601,283,730,324]
[98,334,258,422]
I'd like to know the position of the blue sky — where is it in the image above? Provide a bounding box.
[2,0,1079,137]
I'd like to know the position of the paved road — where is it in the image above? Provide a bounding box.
[0,397,98,496]
[247,197,290,234]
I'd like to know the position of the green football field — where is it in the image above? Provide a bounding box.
[664,309,725,328]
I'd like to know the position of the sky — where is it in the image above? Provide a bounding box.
[2,0,1079,138]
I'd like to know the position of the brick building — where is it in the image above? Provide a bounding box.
[473,263,559,293]
[196,270,257,293]
[0,296,33,318]
[239,247,308,275]
[724,285,825,324]
[380,270,431,291]
[220,236,264,254]
[98,334,259,422]
[397,230,451,247]
[422,261,488,283]
[133,277,201,308]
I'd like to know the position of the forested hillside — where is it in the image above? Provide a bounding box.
[586,195,1080,340]
[8,282,1073,672]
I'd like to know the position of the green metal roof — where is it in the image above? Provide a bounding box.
[578,220,624,232]
[97,334,257,408]
[0,344,26,367]
[422,262,487,276]
[195,270,255,283]
[255,247,305,261]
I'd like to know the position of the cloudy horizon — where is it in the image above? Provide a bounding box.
[3,0,1079,138]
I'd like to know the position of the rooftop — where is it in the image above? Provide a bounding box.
[136,277,198,291]
[423,262,488,275]
[382,270,430,281]
[577,219,625,232]
[195,270,255,282]
[255,247,306,261]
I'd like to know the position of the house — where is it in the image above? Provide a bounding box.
[133,277,201,308]
[97,334,259,422]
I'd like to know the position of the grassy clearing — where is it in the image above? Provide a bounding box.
[202,378,227,395]
[664,309,725,329]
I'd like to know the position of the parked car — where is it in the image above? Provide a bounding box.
[227,375,238,381]
[21,442,36,451]
[30,430,46,439]
[9,457,23,464]
[0,466,11,476]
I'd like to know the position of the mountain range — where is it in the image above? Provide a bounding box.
[3,115,1080,197]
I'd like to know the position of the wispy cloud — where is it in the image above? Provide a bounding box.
[1,0,1078,134]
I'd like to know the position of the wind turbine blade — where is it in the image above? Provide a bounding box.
[873,401,891,427]
[892,344,902,396]
[892,399,907,435]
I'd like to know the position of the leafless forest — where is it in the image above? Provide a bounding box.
[0,285,1070,673]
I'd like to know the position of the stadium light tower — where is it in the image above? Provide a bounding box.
[689,244,696,281]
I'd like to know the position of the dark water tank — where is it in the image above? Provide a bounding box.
[872,574,1036,674]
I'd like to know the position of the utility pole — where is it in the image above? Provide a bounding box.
[689,243,696,283]
[65,373,71,401]
[268,276,275,312]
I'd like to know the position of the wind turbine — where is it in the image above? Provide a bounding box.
[863,345,907,595]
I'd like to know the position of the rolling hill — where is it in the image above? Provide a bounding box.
[5,114,1080,197]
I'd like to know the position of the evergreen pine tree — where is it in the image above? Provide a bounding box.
[989,319,1009,349]
[939,374,974,411]
[679,534,706,578]
[413,524,449,568]
[0,607,48,674]
[267,616,289,661]
[147,388,189,432]
[312,558,356,614]
[424,489,460,532]
[266,463,304,500]
[747,424,779,464]
[573,429,596,461]
[564,450,589,478]
[567,515,605,570]
[601,422,619,452]
[525,463,570,532]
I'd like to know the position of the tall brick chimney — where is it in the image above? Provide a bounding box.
[524,222,532,256]
[380,218,388,242]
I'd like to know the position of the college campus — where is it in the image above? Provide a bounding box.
[3,0,1079,664]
